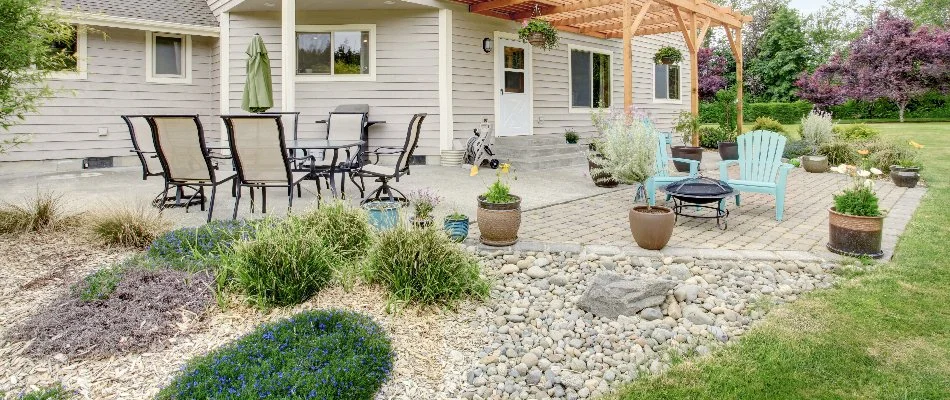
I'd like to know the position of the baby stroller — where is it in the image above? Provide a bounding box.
[465,120,500,169]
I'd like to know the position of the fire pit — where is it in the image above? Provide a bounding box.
[662,177,735,229]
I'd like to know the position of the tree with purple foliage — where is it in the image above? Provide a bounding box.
[698,48,728,101]
[795,54,847,110]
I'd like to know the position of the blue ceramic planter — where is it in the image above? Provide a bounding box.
[363,201,401,230]
[443,216,470,243]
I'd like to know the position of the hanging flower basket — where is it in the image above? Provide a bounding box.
[653,46,683,64]
[518,19,559,50]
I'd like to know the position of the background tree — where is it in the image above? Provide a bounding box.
[887,0,950,27]
[795,54,847,110]
[0,0,74,153]
[745,6,812,101]
[698,48,729,101]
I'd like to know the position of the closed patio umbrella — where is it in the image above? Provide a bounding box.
[241,34,273,113]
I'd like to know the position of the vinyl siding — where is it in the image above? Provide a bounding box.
[3,26,218,163]
[451,11,689,143]
[226,9,442,156]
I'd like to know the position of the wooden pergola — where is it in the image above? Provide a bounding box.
[455,0,751,140]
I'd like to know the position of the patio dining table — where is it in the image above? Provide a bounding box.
[206,138,364,198]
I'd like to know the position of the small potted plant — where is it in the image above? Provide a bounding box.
[671,111,704,172]
[800,110,835,173]
[653,46,683,64]
[408,189,441,228]
[890,141,924,188]
[472,163,520,246]
[443,209,470,243]
[363,200,401,231]
[596,109,674,250]
[565,129,579,144]
[518,19,559,50]
[828,161,886,258]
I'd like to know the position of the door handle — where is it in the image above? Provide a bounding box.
[500,88,504,96]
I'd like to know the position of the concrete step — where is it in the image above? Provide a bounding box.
[493,144,589,158]
[495,134,588,147]
[502,152,590,171]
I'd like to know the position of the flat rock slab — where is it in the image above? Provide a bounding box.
[577,272,677,319]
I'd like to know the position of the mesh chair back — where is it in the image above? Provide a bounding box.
[258,112,300,140]
[223,116,291,184]
[148,116,213,182]
[123,115,163,175]
[327,112,366,142]
[395,113,427,172]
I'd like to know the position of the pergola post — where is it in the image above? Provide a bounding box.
[735,26,744,133]
[689,12,699,146]
[623,0,632,112]
[281,0,296,112]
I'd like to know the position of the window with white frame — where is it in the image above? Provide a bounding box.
[146,32,192,83]
[296,25,375,80]
[654,64,681,101]
[47,24,87,80]
[570,47,611,109]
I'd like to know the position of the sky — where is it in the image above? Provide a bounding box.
[788,0,829,15]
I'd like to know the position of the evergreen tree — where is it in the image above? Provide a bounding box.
[745,6,812,102]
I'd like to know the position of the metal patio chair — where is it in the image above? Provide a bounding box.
[311,111,367,196]
[349,113,426,204]
[222,115,322,219]
[146,115,236,222]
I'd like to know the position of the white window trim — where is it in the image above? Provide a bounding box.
[145,32,193,84]
[568,44,613,114]
[49,25,88,81]
[295,24,377,82]
[652,62,683,104]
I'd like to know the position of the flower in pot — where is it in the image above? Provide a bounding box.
[653,46,683,65]
[443,210,470,243]
[889,141,924,188]
[564,129,579,144]
[518,19,559,50]
[587,109,619,188]
[827,161,886,258]
[595,110,674,250]
[363,200,401,231]
[800,110,835,173]
[408,189,442,228]
[472,163,521,246]
[671,111,704,172]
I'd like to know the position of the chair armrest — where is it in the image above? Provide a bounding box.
[719,160,739,181]
[314,120,327,124]
[777,163,794,183]
[206,154,232,160]
[668,157,701,176]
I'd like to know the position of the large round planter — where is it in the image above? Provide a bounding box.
[443,216,470,243]
[801,155,829,173]
[670,146,703,172]
[477,195,522,247]
[588,154,619,188]
[718,141,739,161]
[527,32,546,47]
[628,205,675,250]
[363,201,401,231]
[889,165,920,188]
[827,207,884,259]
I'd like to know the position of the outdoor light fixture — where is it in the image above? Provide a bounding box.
[482,38,493,53]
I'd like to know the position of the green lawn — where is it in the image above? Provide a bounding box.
[611,122,950,399]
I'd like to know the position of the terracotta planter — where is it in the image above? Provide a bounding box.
[801,155,829,173]
[588,154,619,188]
[671,146,703,172]
[827,207,884,259]
[718,141,739,161]
[477,195,522,246]
[628,205,675,250]
[527,32,546,47]
[889,165,920,188]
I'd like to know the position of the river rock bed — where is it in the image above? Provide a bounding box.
[448,250,838,400]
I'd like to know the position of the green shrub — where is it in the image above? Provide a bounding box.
[864,139,920,172]
[698,126,733,149]
[157,309,393,400]
[749,117,787,134]
[819,141,858,166]
[221,218,341,307]
[699,101,814,125]
[830,92,950,120]
[0,192,76,235]
[783,140,812,159]
[366,225,489,307]
[834,187,880,217]
[12,384,73,400]
[838,124,880,141]
[72,264,125,302]
[88,206,168,248]
[147,220,260,271]
[299,201,373,259]
[564,130,579,144]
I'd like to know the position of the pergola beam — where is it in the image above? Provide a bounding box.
[470,0,533,13]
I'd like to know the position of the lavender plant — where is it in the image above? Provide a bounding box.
[408,189,442,220]
[800,109,836,155]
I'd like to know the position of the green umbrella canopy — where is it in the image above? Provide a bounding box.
[241,34,274,113]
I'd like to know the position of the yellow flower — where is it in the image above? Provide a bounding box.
[857,149,870,156]
[909,140,924,149]
[500,163,510,173]
[470,165,479,176]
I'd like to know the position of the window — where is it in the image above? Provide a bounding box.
[296,24,375,81]
[654,64,681,102]
[569,47,611,110]
[48,25,87,80]
[146,32,192,84]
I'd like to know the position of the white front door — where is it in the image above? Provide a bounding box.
[495,37,532,137]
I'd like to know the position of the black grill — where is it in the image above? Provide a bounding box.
[665,177,734,204]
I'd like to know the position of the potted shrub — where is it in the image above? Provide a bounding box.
[653,46,683,65]
[565,129,579,144]
[518,19,559,50]
[800,110,835,173]
[472,163,521,246]
[890,141,924,188]
[671,111,704,172]
[827,163,886,258]
[408,189,441,228]
[443,211,470,243]
[587,109,619,188]
[363,200,401,231]
[596,110,674,250]
[711,88,740,160]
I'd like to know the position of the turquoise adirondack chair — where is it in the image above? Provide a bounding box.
[646,132,700,205]
[719,130,794,221]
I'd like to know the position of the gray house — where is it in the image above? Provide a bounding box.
[2,0,707,173]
